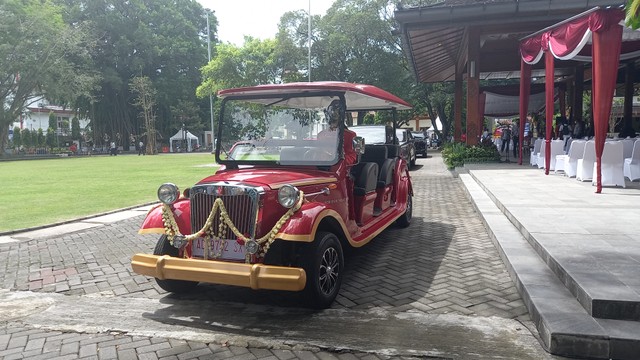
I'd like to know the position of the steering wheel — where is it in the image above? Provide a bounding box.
[304,148,334,161]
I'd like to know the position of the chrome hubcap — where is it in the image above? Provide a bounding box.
[319,247,339,295]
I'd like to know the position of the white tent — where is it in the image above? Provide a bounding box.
[169,130,200,152]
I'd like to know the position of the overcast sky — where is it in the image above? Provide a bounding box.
[197,0,335,45]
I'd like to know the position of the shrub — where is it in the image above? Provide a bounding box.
[441,140,500,169]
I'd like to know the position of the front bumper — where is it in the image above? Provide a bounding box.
[131,254,306,291]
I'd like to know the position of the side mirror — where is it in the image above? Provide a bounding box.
[353,136,365,155]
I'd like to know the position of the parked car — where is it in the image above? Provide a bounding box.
[430,136,442,148]
[351,125,417,168]
[131,82,413,309]
[396,128,417,167]
[411,131,428,157]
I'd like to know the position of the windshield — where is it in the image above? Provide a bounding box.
[396,129,410,143]
[217,96,341,166]
[351,126,388,145]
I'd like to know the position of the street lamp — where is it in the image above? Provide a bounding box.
[207,13,215,153]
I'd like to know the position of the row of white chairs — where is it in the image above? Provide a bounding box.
[529,137,640,187]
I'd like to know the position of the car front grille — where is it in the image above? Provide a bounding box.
[189,183,262,240]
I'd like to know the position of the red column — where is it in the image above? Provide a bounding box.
[592,23,622,193]
[454,70,463,142]
[544,50,555,175]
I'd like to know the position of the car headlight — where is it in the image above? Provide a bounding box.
[278,185,299,208]
[157,183,180,205]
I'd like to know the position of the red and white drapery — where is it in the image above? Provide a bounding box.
[519,8,624,193]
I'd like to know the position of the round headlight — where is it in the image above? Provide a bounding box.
[157,183,180,205]
[278,185,299,208]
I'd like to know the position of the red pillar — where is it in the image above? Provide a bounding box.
[592,22,622,193]
[544,50,555,175]
[454,70,463,142]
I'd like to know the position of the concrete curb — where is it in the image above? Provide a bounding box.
[459,172,612,359]
[0,201,158,237]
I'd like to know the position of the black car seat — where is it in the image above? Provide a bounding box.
[361,145,392,188]
[353,162,378,195]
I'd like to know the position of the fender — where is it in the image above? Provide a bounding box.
[275,202,347,243]
[139,199,191,235]
[395,172,411,211]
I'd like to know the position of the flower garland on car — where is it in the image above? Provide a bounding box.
[161,191,304,263]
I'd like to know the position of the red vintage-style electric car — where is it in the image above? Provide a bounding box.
[131,81,413,308]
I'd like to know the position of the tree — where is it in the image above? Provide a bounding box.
[197,38,284,97]
[37,128,45,147]
[12,127,22,149]
[170,100,203,136]
[22,129,32,148]
[130,76,158,155]
[626,0,640,29]
[48,112,57,132]
[59,0,216,147]
[46,128,56,150]
[0,0,97,153]
[71,117,81,140]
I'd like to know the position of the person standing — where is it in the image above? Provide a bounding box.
[138,140,145,155]
[500,125,511,154]
[511,121,519,157]
[559,117,571,151]
[110,141,117,156]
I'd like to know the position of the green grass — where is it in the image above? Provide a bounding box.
[0,153,218,232]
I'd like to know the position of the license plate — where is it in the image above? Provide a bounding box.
[191,237,246,261]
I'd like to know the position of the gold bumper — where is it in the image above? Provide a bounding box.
[131,254,306,291]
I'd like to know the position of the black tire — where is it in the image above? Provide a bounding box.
[396,192,412,228]
[152,235,198,293]
[302,232,344,309]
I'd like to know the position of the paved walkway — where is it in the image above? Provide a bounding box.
[0,153,556,359]
[459,160,640,359]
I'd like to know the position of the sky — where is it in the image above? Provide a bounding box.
[197,0,336,46]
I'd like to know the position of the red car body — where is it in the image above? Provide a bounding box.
[132,82,413,308]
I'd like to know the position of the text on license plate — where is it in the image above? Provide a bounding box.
[191,238,246,261]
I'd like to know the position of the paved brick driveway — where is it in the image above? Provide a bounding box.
[0,152,530,359]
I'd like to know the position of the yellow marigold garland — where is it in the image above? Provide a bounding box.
[161,191,304,263]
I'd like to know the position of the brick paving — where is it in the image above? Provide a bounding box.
[0,152,529,359]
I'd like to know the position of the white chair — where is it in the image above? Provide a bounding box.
[576,140,596,182]
[622,138,635,160]
[593,141,625,188]
[537,140,547,169]
[624,139,640,181]
[548,139,564,171]
[530,138,542,166]
[556,140,586,177]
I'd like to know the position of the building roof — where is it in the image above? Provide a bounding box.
[395,0,626,83]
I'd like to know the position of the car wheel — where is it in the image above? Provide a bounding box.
[152,235,198,293]
[396,192,412,228]
[302,232,344,309]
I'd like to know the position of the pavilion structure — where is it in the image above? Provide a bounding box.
[394,0,629,154]
[518,7,640,192]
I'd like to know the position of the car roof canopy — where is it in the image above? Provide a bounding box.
[217,81,412,111]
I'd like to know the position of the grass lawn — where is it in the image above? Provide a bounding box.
[0,153,218,232]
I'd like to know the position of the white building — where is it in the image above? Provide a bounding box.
[10,98,90,136]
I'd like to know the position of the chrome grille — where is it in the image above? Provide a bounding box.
[189,184,261,240]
